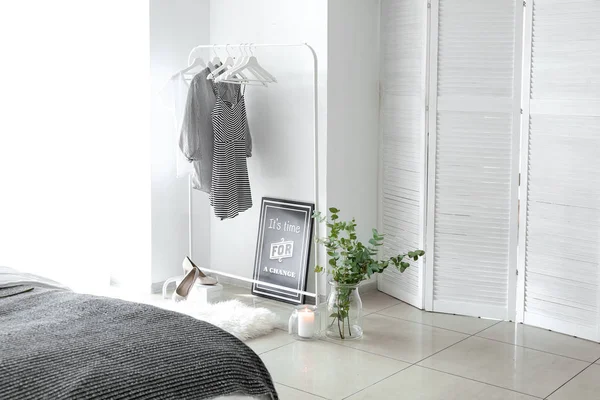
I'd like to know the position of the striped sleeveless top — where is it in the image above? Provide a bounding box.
[209,84,253,220]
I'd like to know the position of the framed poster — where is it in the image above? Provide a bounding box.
[252,197,315,304]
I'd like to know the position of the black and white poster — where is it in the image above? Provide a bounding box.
[252,198,314,304]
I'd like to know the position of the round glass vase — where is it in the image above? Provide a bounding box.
[326,282,363,340]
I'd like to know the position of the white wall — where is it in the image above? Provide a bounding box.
[327,0,381,245]
[149,0,212,288]
[207,0,328,295]
[0,1,151,292]
[0,1,381,296]
[204,0,380,296]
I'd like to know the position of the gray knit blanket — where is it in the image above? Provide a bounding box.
[0,286,278,400]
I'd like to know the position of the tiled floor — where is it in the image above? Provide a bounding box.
[125,285,600,400]
[236,287,600,400]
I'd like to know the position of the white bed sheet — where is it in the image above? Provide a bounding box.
[0,266,68,290]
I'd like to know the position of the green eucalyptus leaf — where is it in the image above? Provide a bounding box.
[314,206,423,284]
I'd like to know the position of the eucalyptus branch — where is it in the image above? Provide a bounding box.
[313,208,425,285]
[313,207,425,340]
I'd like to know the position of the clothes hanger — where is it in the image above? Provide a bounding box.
[208,44,264,86]
[219,43,255,81]
[211,45,221,68]
[218,43,272,86]
[179,54,207,77]
[220,43,277,84]
[221,43,267,87]
[244,43,271,82]
[207,44,237,80]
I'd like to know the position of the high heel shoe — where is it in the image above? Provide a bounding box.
[172,267,199,302]
[182,256,218,286]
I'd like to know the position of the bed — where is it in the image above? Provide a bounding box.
[0,267,278,400]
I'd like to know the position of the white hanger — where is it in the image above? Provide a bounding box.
[217,44,252,82]
[219,43,277,84]
[207,44,237,80]
[179,55,207,77]
[211,45,221,68]
[206,44,261,85]
[231,43,277,82]
[229,43,247,68]
[218,44,268,87]
[238,43,270,83]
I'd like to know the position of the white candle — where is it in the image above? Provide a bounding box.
[297,308,315,338]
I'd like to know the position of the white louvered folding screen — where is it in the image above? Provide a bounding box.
[378,0,428,307]
[426,0,522,319]
[518,0,600,341]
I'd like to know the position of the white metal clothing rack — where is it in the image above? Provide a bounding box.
[185,42,321,304]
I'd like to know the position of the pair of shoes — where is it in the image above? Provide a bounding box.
[173,257,218,302]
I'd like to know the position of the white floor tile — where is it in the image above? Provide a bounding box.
[359,290,400,315]
[345,365,538,400]
[246,329,296,355]
[260,340,409,400]
[274,383,327,400]
[418,336,589,398]
[378,302,499,335]
[477,321,600,362]
[548,364,600,400]
[329,314,468,363]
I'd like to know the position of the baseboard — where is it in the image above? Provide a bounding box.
[152,275,252,294]
[217,275,252,289]
[359,278,378,293]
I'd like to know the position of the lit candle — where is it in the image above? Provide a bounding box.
[297,307,315,338]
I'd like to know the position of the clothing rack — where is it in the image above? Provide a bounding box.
[186,43,321,304]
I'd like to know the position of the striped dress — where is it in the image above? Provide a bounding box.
[210,84,253,220]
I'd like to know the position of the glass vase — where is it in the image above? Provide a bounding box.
[326,282,363,340]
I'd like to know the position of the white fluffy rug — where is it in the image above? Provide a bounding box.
[165,299,279,341]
